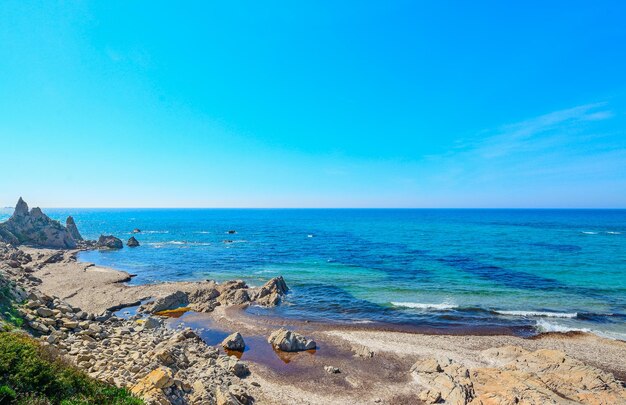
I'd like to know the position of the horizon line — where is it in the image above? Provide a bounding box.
[2,206,625,210]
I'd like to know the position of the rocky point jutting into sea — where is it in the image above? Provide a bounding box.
[1,198,626,405]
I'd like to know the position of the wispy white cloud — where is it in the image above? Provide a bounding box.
[464,103,613,159]
[419,102,625,195]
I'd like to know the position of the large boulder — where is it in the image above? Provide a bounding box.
[218,288,250,306]
[187,286,220,312]
[249,276,289,306]
[216,280,251,305]
[97,235,123,249]
[65,216,83,241]
[130,367,173,404]
[222,332,245,352]
[0,198,76,248]
[268,328,316,352]
[141,291,189,313]
[127,236,140,247]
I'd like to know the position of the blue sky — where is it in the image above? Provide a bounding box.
[1,1,625,208]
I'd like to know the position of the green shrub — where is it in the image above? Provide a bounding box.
[0,333,143,405]
[0,284,23,329]
[0,385,17,403]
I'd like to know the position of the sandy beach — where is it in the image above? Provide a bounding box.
[10,246,626,404]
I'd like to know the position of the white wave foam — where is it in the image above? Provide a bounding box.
[606,231,622,235]
[194,231,210,234]
[142,230,169,234]
[148,241,211,247]
[495,310,577,318]
[307,234,314,238]
[391,302,458,310]
[536,319,589,333]
[536,320,626,341]
[581,231,598,235]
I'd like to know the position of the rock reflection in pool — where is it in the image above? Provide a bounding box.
[166,312,319,370]
[271,347,317,364]
[155,307,191,318]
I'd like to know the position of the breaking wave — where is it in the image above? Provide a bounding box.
[494,310,577,319]
[391,302,458,310]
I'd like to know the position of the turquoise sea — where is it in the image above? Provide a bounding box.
[2,208,625,339]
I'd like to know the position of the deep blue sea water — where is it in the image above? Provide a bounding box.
[2,208,625,338]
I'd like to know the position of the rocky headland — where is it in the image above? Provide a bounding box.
[0,197,77,248]
[1,199,626,405]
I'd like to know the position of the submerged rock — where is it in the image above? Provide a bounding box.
[127,236,140,247]
[65,216,83,241]
[222,332,245,352]
[97,235,123,249]
[0,198,76,248]
[268,328,316,352]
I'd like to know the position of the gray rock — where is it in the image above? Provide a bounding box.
[187,285,220,312]
[43,252,64,264]
[222,332,245,351]
[248,276,289,306]
[97,235,123,249]
[143,316,164,329]
[66,216,83,241]
[0,198,76,248]
[268,328,316,352]
[141,291,189,313]
[29,321,49,333]
[6,260,20,268]
[324,365,340,374]
[218,288,250,305]
[36,307,54,317]
[216,356,249,377]
[62,320,79,329]
[352,344,375,358]
[127,236,140,247]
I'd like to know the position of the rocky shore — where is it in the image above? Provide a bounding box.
[2,199,626,405]
[0,242,271,404]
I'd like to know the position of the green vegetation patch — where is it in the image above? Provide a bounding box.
[0,281,23,330]
[0,332,143,405]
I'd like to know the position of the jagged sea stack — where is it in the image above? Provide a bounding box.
[66,216,83,241]
[127,236,140,247]
[0,198,76,248]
